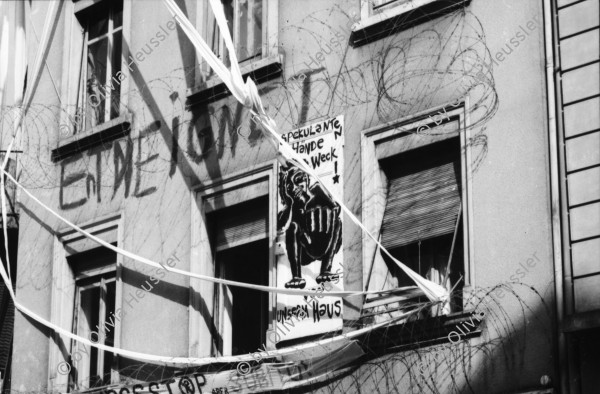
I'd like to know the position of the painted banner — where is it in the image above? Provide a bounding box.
[274,115,344,342]
[90,341,364,393]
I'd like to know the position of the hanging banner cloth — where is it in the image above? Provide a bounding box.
[70,341,365,394]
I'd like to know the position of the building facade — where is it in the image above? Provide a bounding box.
[2,0,599,393]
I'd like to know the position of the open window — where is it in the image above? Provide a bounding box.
[190,166,277,357]
[379,138,464,306]
[48,215,122,392]
[59,0,129,139]
[207,196,270,356]
[192,0,281,97]
[68,246,117,390]
[74,0,123,132]
[361,105,472,321]
[210,0,263,67]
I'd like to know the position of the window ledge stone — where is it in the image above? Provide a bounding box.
[186,54,284,107]
[51,113,132,162]
[562,308,600,332]
[351,0,471,47]
[358,309,484,353]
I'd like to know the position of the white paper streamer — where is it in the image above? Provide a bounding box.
[0,253,425,366]
[1,170,381,297]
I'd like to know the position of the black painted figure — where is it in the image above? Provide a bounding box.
[278,165,342,289]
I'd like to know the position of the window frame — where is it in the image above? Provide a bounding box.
[71,272,117,389]
[0,151,20,224]
[78,0,123,129]
[47,213,123,392]
[59,0,131,139]
[360,103,474,299]
[190,161,278,357]
[352,0,470,47]
[193,0,279,87]
[358,0,442,28]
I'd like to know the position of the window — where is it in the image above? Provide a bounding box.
[380,138,464,305]
[68,246,117,390]
[75,0,123,132]
[48,215,122,392]
[0,152,18,223]
[361,0,438,20]
[207,195,269,356]
[370,0,411,14]
[207,198,270,356]
[191,166,276,357]
[361,105,472,319]
[59,0,127,137]
[194,0,279,87]
[353,0,468,47]
[215,0,263,66]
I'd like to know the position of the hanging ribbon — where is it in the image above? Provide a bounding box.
[0,249,426,366]
[0,170,382,298]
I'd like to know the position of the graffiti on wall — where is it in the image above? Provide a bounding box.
[59,132,159,210]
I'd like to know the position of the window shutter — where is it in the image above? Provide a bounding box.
[381,159,461,250]
[68,246,117,282]
[207,195,268,251]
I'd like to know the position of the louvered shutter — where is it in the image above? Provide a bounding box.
[206,194,268,251]
[381,159,461,250]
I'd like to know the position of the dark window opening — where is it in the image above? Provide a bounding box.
[67,246,117,391]
[206,195,270,356]
[216,239,269,356]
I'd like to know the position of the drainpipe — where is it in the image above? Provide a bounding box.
[541,0,567,392]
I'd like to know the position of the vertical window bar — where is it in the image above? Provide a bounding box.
[104,7,114,122]
[233,0,239,59]
[261,0,268,57]
[70,287,81,388]
[96,277,107,383]
[78,29,88,134]
[246,0,254,60]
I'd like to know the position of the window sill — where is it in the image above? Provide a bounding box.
[186,54,284,107]
[562,308,600,332]
[275,307,483,352]
[351,0,471,47]
[51,113,132,162]
[359,309,484,353]
[510,389,554,394]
